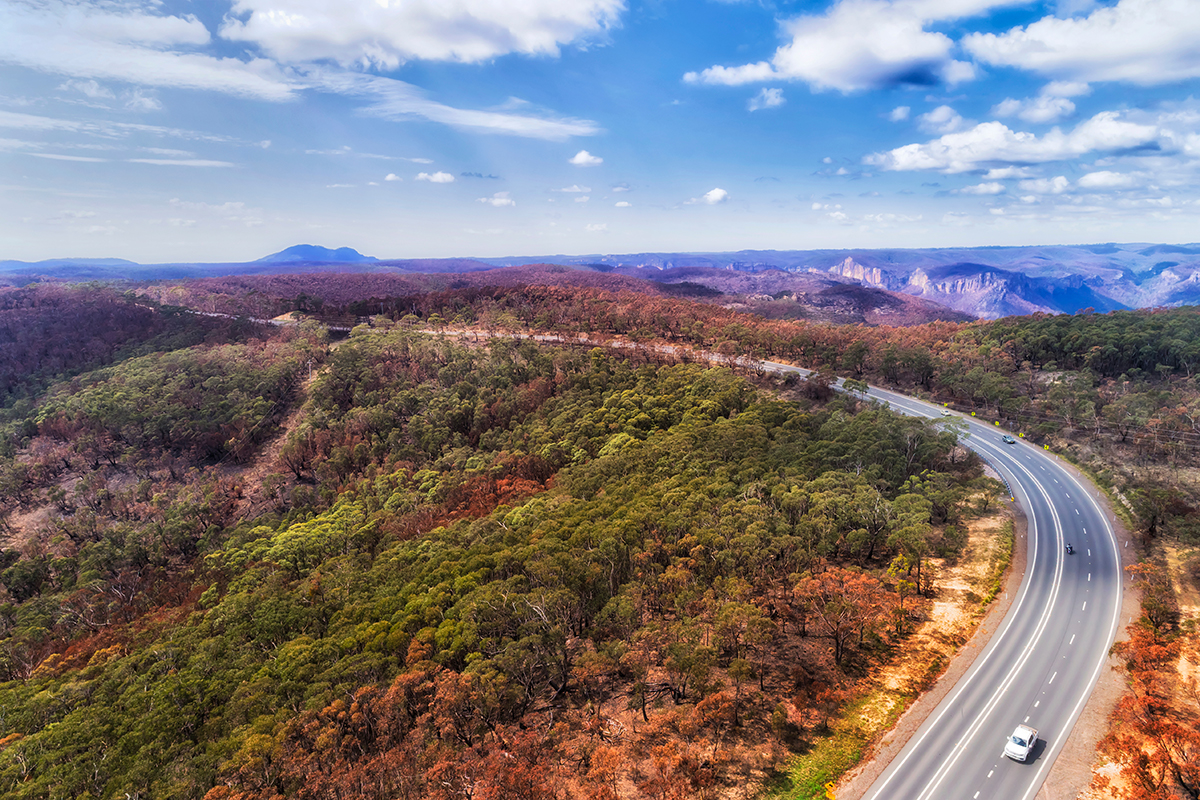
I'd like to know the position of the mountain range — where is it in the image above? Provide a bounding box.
[4,242,1200,320]
[477,243,1200,319]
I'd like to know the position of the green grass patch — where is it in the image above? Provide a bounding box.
[763,689,910,800]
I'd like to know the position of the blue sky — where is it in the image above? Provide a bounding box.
[3,0,1200,263]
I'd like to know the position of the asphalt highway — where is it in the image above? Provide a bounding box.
[757,363,1125,800]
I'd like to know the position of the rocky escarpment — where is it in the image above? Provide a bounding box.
[902,264,1124,319]
[826,257,897,290]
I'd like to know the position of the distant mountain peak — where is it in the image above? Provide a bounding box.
[255,245,377,264]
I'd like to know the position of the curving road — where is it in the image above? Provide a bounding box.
[757,362,1124,800]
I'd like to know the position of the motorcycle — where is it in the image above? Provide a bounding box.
[1065,543,1074,554]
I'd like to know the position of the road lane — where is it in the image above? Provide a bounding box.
[755,362,1122,800]
[858,388,1123,800]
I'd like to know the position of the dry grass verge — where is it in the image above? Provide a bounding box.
[766,500,1017,800]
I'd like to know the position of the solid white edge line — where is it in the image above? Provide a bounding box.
[1016,457,1124,800]
[861,435,1046,800]
[912,448,1067,800]
[862,411,1063,800]
[755,370,1121,800]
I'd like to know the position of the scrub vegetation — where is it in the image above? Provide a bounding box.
[1,279,1198,798]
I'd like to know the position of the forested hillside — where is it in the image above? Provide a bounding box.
[2,279,1198,798]
[0,285,257,425]
[234,280,1200,535]
[0,295,988,799]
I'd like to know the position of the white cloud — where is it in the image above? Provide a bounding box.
[123,89,162,112]
[1077,170,1139,188]
[2,1,295,101]
[703,187,729,204]
[569,149,604,166]
[865,110,1162,173]
[128,158,235,167]
[984,166,1035,179]
[311,71,600,140]
[888,105,911,121]
[1018,175,1071,194]
[31,152,108,162]
[964,0,1200,85]
[919,105,966,134]
[747,87,785,111]
[6,4,607,143]
[685,62,775,86]
[478,191,515,207]
[58,79,113,99]
[168,198,265,226]
[559,184,591,192]
[575,195,590,203]
[940,59,977,85]
[305,145,396,159]
[0,110,244,148]
[385,173,403,181]
[416,171,455,183]
[326,183,354,188]
[614,200,631,207]
[586,222,608,231]
[683,0,1013,93]
[992,95,1075,123]
[861,212,922,224]
[611,182,631,192]
[220,0,624,68]
[1043,81,1091,98]
[687,187,729,205]
[959,181,1006,194]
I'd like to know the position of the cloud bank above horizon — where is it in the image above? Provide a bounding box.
[3,0,1200,261]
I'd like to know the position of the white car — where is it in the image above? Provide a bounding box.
[1004,724,1038,761]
